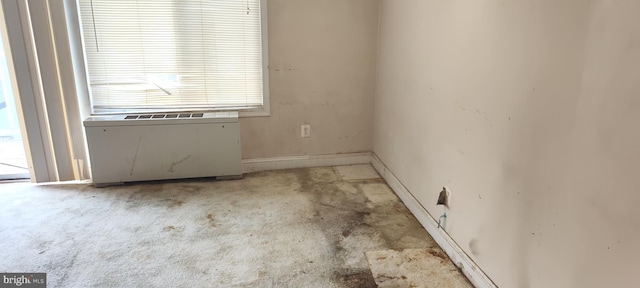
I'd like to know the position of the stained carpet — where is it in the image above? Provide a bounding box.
[0,165,471,287]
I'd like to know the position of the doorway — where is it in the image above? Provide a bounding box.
[0,21,28,180]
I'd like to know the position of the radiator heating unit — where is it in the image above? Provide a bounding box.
[83,111,242,186]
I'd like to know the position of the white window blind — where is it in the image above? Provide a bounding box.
[78,0,263,112]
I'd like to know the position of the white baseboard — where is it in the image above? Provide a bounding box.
[370,153,496,288]
[242,152,372,173]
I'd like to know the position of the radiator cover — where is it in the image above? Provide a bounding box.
[84,111,241,186]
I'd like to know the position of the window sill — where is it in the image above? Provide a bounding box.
[91,104,271,118]
[239,106,270,117]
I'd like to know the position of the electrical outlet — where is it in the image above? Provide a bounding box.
[301,125,311,138]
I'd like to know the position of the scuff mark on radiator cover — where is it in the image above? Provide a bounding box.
[129,136,143,176]
[168,155,192,173]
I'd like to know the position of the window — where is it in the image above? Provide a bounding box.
[78,0,265,114]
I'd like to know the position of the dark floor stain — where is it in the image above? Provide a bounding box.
[206,214,217,227]
[166,199,185,208]
[121,182,208,211]
[335,269,377,288]
[175,184,204,194]
[427,249,449,264]
[287,166,435,275]
[286,167,436,287]
[428,249,447,260]
[4,166,456,287]
[377,274,402,281]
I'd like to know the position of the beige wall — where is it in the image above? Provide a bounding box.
[240,0,379,159]
[374,0,640,287]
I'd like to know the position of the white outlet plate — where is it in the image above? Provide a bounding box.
[301,125,311,138]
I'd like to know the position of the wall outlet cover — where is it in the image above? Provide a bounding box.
[301,125,311,138]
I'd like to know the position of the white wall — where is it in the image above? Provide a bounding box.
[374,0,640,287]
[240,0,379,159]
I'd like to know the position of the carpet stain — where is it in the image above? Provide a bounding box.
[289,167,439,280]
[428,249,448,264]
[0,165,470,287]
[176,184,204,194]
[206,213,217,227]
[428,250,446,259]
[165,199,185,208]
[366,248,473,288]
[335,269,377,288]
[162,225,184,234]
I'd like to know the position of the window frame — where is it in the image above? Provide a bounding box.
[68,0,270,117]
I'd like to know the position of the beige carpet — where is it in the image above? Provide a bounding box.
[0,165,471,287]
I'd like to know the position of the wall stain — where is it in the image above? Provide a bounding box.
[469,239,479,256]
